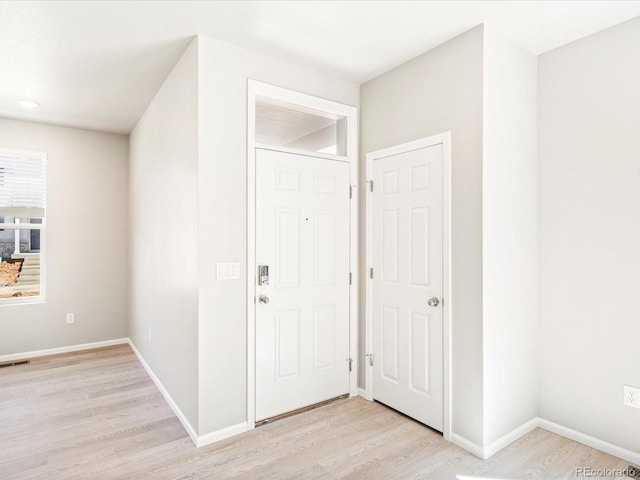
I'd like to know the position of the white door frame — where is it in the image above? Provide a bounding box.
[247,80,358,429]
[364,133,452,441]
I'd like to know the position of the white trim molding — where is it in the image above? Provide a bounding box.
[483,417,539,459]
[0,337,128,363]
[450,418,538,460]
[364,132,452,442]
[357,387,372,401]
[128,339,248,449]
[196,422,249,448]
[450,433,485,459]
[453,417,640,464]
[538,418,640,466]
[127,339,199,446]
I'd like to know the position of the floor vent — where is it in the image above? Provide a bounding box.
[0,360,30,369]
[628,465,640,479]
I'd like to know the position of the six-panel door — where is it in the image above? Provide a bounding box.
[371,144,444,431]
[255,148,350,421]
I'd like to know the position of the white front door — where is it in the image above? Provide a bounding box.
[255,148,350,421]
[371,142,444,430]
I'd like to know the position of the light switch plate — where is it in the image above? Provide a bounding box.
[216,261,240,280]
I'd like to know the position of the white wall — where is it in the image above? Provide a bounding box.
[538,16,640,454]
[0,118,128,355]
[127,33,358,439]
[482,28,538,445]
[129,40,200,428]
[197,34,359,435]
[360,26,485,446]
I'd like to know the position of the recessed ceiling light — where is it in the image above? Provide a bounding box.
[18,99,40,110]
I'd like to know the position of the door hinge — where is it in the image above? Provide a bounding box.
[367,179,373,192]
[365,353,374,366]
[349,272,352,285]
[369,267,373,279]
[349,185,353,199]
[348,358,353,372]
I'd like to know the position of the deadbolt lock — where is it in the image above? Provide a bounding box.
[258,265,269,286]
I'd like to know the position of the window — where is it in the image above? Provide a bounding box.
[0,149,46,303]
[255,96,348,156]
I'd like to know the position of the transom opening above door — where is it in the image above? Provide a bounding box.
[255,95,348,156]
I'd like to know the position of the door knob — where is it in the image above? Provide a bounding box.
[258,295,270,304]
[428,297,440,307]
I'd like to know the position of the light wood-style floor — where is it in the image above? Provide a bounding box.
[0,345,630,479]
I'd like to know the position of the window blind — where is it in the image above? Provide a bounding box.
[0,152,46,218]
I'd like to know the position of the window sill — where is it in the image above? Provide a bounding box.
[0,296,45,307]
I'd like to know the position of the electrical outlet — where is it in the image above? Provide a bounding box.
[65,313,75,324]
[624,385,640,408]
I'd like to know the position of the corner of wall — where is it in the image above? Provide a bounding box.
[480,25,538,447]
[128,35,201,433]
[360,24,486,448]
[537,15,640,455]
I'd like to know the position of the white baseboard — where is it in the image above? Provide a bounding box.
[357,387,372,401]
[451,418,544,460]
[451,433,485,459]
[127,339,248,449]
[452,417,640,464]
[451,418,538,460]
[196,422,248,448]
[484,417,539,459]
[0,337,129,363]
[538,418,640,466]
[127,339,200,446]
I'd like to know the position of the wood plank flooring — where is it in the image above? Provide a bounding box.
[0,345,631,479]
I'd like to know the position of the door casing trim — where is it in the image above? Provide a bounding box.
[247,80,358,429]
[364,133,452,441]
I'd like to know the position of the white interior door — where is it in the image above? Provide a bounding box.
[255,148,350,421]
[371,143,444,431]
